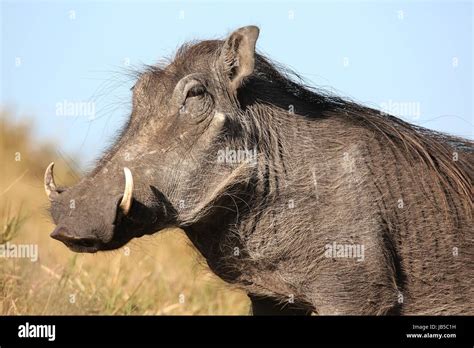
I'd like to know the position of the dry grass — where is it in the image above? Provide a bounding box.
[0,111,249,315]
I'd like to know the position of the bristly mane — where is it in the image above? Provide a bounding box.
[246,50,473,219]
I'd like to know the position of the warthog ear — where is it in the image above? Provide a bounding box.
[220,25,260,91]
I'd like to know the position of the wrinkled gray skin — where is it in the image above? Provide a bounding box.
[48,26,473,315]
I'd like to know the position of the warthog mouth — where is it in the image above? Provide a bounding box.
[65,243,100,254]
[50,222,150,253]
[54,229,151,253]
[58,236,131,254]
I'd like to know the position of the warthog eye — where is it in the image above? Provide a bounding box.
[173,74,212,116]
[186,85,206,99]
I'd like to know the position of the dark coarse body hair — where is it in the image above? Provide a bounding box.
[158,40,474,315]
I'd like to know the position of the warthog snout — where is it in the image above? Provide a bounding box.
[50,226,102,253]
[44,162,167,253]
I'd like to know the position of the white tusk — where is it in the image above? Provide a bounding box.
[119,167,134,215]
[44,162,58,200]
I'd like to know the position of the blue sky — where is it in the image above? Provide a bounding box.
[1,0,472,166]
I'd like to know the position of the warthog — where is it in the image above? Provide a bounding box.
[45,26,473,315]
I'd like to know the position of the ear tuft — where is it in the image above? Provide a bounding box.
[220,26,260,91]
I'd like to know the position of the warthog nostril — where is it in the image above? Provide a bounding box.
[50,226,70,242]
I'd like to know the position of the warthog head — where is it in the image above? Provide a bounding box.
[46,26,263,253]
